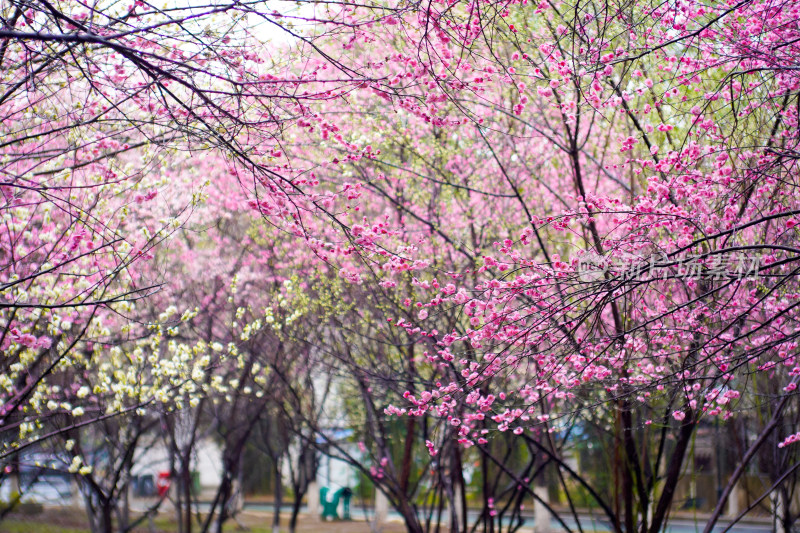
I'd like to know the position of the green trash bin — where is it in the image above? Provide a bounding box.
[341,487,353,520]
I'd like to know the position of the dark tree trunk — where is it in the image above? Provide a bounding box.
[289,491,303,533]
[273,457,283,533]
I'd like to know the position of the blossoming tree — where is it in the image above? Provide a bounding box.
[2,0,800,531]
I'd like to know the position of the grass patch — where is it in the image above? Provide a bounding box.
[0,520,88,533]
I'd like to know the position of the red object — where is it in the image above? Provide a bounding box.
[156,472,171,497]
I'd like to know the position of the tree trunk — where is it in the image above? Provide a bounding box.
[102,500,114,533]
[289,490,303,533]
[273,457,283,533]
[117,481,130,533]
[183,458,193,533]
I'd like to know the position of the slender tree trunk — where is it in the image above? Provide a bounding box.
[289,491,302,533]
[398,503,424,533]
[175,482,184,533]
[95,497,114,533]
[481,446,493,533]
[649,411,695,533]
[118,481,130,533]
[616,404,635,533]
[183,455,193,533]
[273,457,283,533]
[454,447,467,533]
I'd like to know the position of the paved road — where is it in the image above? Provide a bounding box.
[242,503,773,533]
